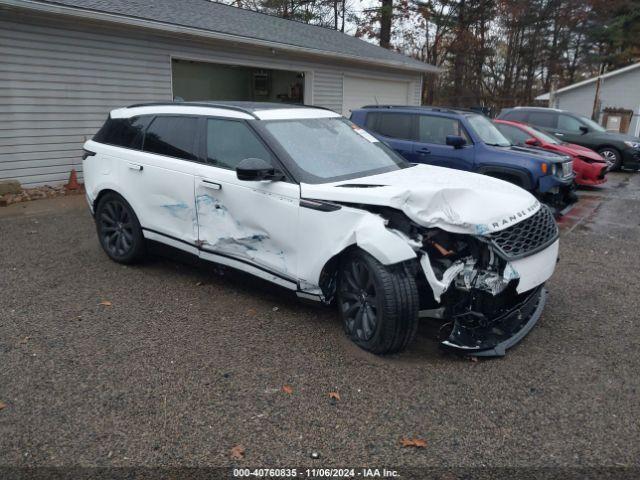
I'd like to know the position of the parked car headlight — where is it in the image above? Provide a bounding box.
[624,141,640,149]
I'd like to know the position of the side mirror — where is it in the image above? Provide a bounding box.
[236,157,284,182]
[446,135,466,149]
[579,125,589,135]
[525,138,539,146]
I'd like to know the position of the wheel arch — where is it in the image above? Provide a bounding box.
[93,188,131,215]
[595,144,621,154]
[313,220,417,302]
[477,165,534,190]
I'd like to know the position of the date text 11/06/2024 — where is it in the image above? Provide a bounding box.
[233,468,400,477]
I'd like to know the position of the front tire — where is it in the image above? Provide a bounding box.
[597,147,622,171]
[95,192,145,264]
[337,249,419,354]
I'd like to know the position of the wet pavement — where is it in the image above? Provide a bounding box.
[0,172,639,470]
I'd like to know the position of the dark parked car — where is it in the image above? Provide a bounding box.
[350,105,576,211]
[497,107,640,171]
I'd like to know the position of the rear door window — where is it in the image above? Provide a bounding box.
[418,115,469,144]
[528,111,557,129]
[365,112,415,140]
[206,119,274,170]
[143,116,199,161]
[557,114,584,133]
[93,116,152,149]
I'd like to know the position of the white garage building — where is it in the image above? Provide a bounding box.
[0,0,437,187]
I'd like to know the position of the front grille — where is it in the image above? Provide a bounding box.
[561,161,573,177]
[489,206,558,260]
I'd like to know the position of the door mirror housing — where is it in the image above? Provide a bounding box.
[579,125,589,135]
[525,138,539,146]
[236,158,284,181]
[446,135,466,149]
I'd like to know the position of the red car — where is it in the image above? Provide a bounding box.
[494,119,608,187]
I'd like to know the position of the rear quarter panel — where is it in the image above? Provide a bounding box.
[82,139,125,209]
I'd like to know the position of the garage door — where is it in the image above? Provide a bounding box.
[342,76,411,116]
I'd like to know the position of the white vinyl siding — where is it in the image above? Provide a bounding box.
[342,76,412,116]
[0,10,423,187]
[313,70,343,113]
[554,67,640,136]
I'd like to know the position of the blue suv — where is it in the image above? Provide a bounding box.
[350,106,577,210]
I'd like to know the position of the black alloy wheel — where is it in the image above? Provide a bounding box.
[337,249,419,355]
[95,192,145,264]
[340,257,379,342]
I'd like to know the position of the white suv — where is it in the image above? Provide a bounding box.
[83,102,559,356]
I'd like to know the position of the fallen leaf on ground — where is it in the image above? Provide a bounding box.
[0,401,6,411]
[246,308,257,316]
[99,300,112,307]
[230,444,245,459]
[19,336,30,344]
[400,438,427,448]
[328,392,341,401]
[196,281,203,286]
[469,356,478,363]
[281,385,293,395]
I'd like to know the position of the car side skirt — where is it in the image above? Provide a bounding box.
[142,228,299,292]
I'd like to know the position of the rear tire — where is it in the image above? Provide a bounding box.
[95,192,145,264]
[337,249,419,354]
[597,147,622,171]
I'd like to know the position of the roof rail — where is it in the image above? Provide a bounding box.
[362,105,425,110]
[125,101,260,119]
[513,106,562,111]
[362,105,472,115]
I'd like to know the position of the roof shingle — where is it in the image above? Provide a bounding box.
[28,0,436,72]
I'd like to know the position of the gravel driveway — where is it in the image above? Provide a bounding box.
[1,173,639,473]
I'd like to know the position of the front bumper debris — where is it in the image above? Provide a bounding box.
[574,161,607,187]
[440,285,547,357]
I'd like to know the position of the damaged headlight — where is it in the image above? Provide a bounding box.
[417,228,518,302]
[454,258,510,296]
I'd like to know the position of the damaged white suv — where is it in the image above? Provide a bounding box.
[84,102,559,357]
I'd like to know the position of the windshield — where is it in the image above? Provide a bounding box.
[579,116,606,132]
[262,118,411,183]
[467,114,511,147]
[528,126,561,144]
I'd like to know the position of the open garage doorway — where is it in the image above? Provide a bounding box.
[172,59,306,104]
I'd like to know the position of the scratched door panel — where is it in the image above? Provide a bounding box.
[118,146,197,245]
[193,165,300,280]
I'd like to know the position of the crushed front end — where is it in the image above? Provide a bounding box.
[388,205,559,357]
[538,160,578,214]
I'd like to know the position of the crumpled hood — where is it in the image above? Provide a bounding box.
[301,164,541,234]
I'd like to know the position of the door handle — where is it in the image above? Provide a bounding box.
[416,147,431,155]
[128,163,143,171]
[202,179,222,190]
[555,133,564,136]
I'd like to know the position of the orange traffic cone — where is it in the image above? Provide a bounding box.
[65,169,82,191]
